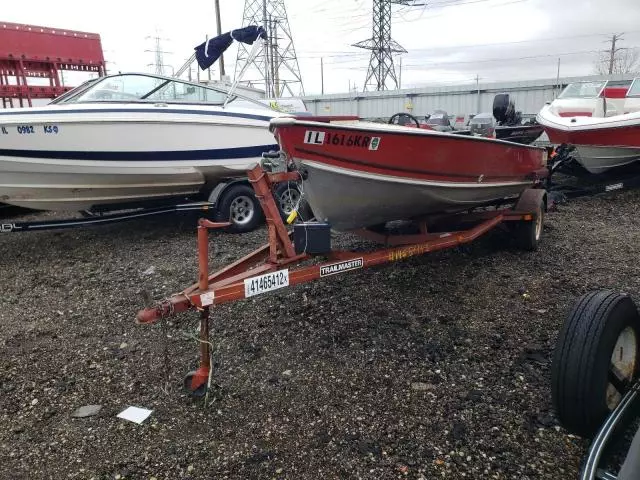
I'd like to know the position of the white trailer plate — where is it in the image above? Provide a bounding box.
[244,269,290,298]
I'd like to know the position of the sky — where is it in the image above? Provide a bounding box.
[2,0,640,95]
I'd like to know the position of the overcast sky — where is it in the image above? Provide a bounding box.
[2,0,640,95]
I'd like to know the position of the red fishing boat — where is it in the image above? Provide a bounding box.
[270,117,548,231]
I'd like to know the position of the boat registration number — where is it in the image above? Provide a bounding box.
[304,130,381,150]
[244,269,290,298]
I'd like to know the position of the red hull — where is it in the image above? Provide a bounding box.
[271,119,547,230]
[545,122,640,147]
[273,121,547,183]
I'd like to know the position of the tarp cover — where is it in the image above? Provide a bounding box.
[194,25,267,70]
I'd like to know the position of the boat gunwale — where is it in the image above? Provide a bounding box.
[270,117,548,152]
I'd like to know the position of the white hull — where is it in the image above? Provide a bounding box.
[537,104,640,174]
[574,145,640,175]
[299,160,530,231]
[537,104,640,132]
[0,104,282,210]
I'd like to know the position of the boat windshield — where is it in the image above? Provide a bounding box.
[469,113,494,126]
[426,115,450,126]
[627,78,640,97]
[558,81,607,99]
[53,73,271,110]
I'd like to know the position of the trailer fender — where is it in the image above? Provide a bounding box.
[207,178,251,206]
[514,188,547,213]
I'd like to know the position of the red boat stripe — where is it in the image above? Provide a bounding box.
[295,147,536,183]
[558,112,593,117]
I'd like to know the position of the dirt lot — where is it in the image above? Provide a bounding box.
[2,192,640,480]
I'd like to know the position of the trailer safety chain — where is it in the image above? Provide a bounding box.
[158,299,175,395]
[160,316,172,395]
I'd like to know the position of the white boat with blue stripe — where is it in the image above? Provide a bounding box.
[0,72,291,211]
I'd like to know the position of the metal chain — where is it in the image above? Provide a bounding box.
[158,299,174,395]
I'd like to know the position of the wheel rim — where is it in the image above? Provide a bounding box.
[534,211,543,241]
[606,326,638,409]
[229,195,255,226]
[279,187,300,216]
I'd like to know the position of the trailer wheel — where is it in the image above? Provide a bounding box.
[551,290,640,437]
[215,184,264,233]
[274,182,301,219]
[514,199,544,251]
[183,371,208,398]
[274,182,315,222]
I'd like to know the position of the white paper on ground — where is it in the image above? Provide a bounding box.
[117,406,153,424]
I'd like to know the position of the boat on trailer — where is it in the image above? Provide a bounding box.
[0,72,289,212]
[269,116,549,231]
[537,78,640,174]
[136,161,547,397]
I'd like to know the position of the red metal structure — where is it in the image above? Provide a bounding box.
[0,22,105,108]
[137,164,547,397]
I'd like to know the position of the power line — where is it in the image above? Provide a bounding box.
[389,49,603,68]
[295,29,640,62]
[604,33,625,75]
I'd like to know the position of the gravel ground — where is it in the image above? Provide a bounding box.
[2,192,640,480]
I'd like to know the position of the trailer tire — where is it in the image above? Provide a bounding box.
[215,184,264,233]
[514,199,544,251]
[551,290,640,437]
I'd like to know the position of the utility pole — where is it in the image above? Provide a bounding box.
[214,0,226,79]
[476,74,481,114]
[399,56,402,89]
[607,33,625,75]
[207,35,212,81]
[555,57,561,97]
[262,0,271,97]
[271,17,280,97]
[321,57,324,95]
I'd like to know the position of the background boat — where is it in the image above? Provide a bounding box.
[0,72,287,211]
[537,78,640,174]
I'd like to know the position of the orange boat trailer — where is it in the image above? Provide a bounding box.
[136,163,547,397]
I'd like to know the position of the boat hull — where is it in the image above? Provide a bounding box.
[297,160,531,230]
[0,106,279,211]
[272,118,547,231]
[495,124,544,145]
[537,105,640,174]
[573,145,640,174]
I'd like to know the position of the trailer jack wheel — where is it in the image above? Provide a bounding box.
[183,370,209,398]
[552,290,640,437]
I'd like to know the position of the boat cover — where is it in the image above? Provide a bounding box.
[195,25,267,70]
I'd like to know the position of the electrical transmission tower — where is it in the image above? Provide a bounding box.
[235,0,305,97]
[145,31,172,76]
[353,0,423,91]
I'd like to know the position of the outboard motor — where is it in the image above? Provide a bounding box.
[493,93,521,126]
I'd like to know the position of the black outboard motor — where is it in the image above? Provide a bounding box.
[493,93,522,126]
